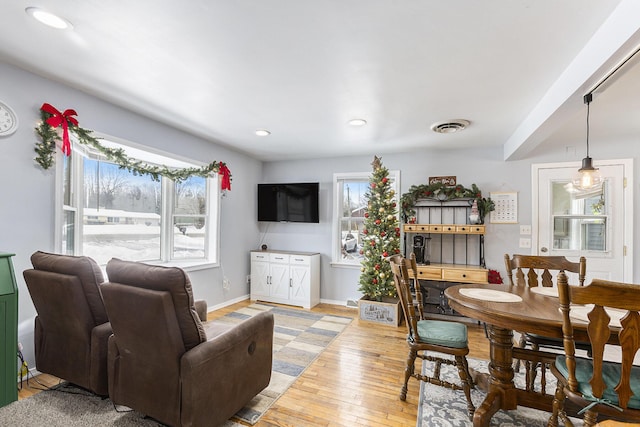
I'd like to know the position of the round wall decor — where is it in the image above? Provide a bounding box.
[0,100,19,136]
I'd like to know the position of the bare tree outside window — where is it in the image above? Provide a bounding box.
[82,159,161,264]
[333,171,400,265]
[173,176,207,259]
[58,138,219,267]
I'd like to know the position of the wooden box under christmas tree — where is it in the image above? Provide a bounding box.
[358,296,402,326]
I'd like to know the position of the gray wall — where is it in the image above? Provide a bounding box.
[261,140,640,304]
[0,61,262,367]
[3,59,639,369]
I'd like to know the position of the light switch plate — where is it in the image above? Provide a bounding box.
[520,225,532,235]
[519,238,532,248]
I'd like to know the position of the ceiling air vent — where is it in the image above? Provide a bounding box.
[430,119,470,134]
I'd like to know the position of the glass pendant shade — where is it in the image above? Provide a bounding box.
[573,94,601,191]
[572,156,602,190]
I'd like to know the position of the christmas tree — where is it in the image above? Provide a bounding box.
[358,156,401,301]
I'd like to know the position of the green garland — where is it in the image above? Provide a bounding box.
[34,109,231,184]
[400,182,494,222]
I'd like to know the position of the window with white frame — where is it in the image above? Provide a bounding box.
[332,171,400,265]
[57,136,219,267]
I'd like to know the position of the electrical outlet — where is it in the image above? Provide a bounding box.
[520,225,531,235]
[519,238,532,248]
[223,277,230,290]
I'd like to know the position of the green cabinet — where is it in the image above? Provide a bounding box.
[0,252,17,407]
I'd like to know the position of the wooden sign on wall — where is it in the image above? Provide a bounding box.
[429,176,457,186]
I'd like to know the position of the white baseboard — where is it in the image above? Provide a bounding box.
[16,366,43,385]
[206,294,250,312]
[320,298,358,308]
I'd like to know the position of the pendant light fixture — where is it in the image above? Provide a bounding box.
[572,93,601,191]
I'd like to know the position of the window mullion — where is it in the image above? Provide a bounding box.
[162,176,173,262]
[73,152,84,255]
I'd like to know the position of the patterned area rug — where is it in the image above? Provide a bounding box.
[217,303,352,425]
[0,303,351,426]
[417,358,579,427]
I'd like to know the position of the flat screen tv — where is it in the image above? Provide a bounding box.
[257,182,319,223]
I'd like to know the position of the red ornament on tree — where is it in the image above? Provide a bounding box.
[358,155,400,301]
[364,212,369,218]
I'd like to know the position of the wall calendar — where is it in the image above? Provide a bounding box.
[490,191,518,223]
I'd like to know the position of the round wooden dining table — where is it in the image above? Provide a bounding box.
[445,283,591,427]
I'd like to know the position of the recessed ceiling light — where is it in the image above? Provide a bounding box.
[430,119,470,134]
[348,119,367,127]
[26,7,73,30]
[255,129,271,136]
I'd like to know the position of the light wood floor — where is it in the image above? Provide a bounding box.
[18,300,490,426]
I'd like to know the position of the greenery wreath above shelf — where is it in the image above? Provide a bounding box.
[399,182,494,223]
[34,103,232,190]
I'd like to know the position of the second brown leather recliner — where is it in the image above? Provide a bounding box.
[101,258,274,427]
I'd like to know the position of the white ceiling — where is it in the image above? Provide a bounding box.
[1,0,639,161]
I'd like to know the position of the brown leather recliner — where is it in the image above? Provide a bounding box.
[23,251,111,396]
[101,258,274,427]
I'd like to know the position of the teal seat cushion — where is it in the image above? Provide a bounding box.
[416,319,467,349]
[555,355,640,409]
[527,333,591,349]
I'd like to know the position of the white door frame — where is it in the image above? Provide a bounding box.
[532,158,634,282]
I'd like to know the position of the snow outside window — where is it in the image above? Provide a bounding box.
[332,171,400,266]
[55,137,219,267]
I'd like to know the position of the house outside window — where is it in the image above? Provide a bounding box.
[56,136,219,267]
[332,171,400,266]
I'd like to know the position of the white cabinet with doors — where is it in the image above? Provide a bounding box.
[250,250,320,308]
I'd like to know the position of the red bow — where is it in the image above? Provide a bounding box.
[41,103,79,156]
[219,164,231,191]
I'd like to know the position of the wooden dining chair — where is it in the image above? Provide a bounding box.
[547,272,640,427]
[407,252,425,320]
[388,255,475,419]
[504,254,587,366]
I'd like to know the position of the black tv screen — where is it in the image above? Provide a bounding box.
[258,183,319,223]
